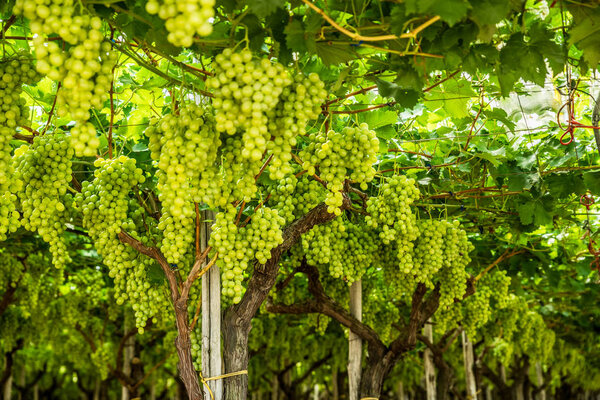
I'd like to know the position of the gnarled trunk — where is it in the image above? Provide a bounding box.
[174,300,203,400]
[359,347,394,399]
[436,362,453,400]
[223,310,251,400]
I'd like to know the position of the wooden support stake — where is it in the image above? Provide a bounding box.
[201,210,222,399]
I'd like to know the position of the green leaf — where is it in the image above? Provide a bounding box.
[375,125,396,140]
[507,173,539,191]
[469,0,510,28]
[517,153,537,170]
[376,79,419,109]
[473,152,502,166]
[568,5,600,68]
[545,173,585,198]
[315,42,356,66]
[583,171,600,195]
[247,0,285,18]
[430,0,470,26]
[285,20,310,53]
[483,108,515,131]
[426,78,475,119]
[360,110,398,130]
[517,202,535,225]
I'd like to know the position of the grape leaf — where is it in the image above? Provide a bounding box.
[247,0,285,18]
[376,79,419,109]
[315,42,356,66]
[583,171,600,195]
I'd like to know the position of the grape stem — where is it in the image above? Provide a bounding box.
[474,249,526,282]
[42,82,61,135]
[302,0,440,42]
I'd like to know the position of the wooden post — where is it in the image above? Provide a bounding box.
[313,384,320,400]
[93,378,100,400]
[423,322,436,400]
[462,331,477,400]
[348,281,362,400]
[332,367,339,400]
[122,312,135,400]
[3,374,12,400]
[485,385,492,400]
[271,376,278,400]
[499,365,506,384]
[536,363,545,400]
[150,375,156,400]
[515,383,524,400]
[201,210,222,400]
[397,381,405,400]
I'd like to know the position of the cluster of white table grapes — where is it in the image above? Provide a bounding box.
[207,50,326,204]
[0,56,40,241]
[300,123,379,215]
[302,219,377,283]
[146,104,220,264]
[13,135,74,267]
[266,73,328,179]
[209,206,285,303]
[14,0,117,156]
[462,269,511,338]
[270,174,327,224]
[145,0,215,47]
[76,157,169,331]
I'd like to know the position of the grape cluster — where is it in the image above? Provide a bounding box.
[209,49,291,138]
[0,56,41,240]
[206,50,293,202]
[363,284,401,343]
[270,174,327,224]
[302,218,377,283]
[190,327,202,371]
[76,157,170,330]
[14,0,116,156]
[266,73,327,180]
[433,302,462,335]
[462,269,510,338]
[13,135,74,267]
[300,123,379,215]
[365,175,420,243]
[0,255,25,290]
[145,0,215,47]
[438,221,473,308]
[209,206,284,303]
[146,105,220,263]
[270,174,298,223]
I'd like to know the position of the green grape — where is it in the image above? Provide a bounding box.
[208,49,291,137]
[266,73,327,180]
[270,174,298,223]
[15,0,117,156]
[145,0,215,47]
[300,123,379,215]
[302,218,377,283]
[461,269,510,338]
[271,174,327,225]
[210,206,285,303]
[362,278,401,343]
[76,156,171,330]
[365,175,420,244]
[433,302,462,335]
[0,56,41,240]
[13,135,74,267]
[205,49,294,203]
[438,221,473,309]
[0,255,25,291]
[190,327,202,370]
[145,104,220,263]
